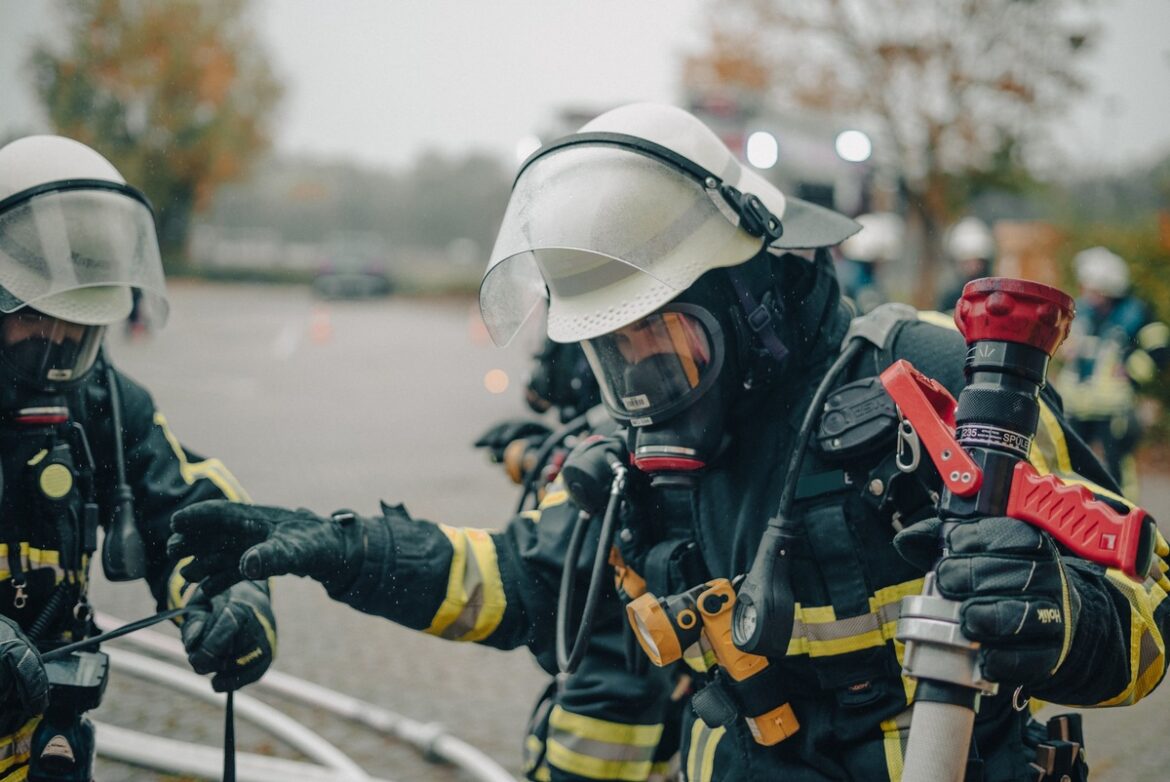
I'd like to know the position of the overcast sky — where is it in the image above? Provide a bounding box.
[1,0,1168,175]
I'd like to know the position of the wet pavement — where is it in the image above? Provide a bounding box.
[85,281,1170,781]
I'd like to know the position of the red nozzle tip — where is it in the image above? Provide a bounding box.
[954,278,1075,356]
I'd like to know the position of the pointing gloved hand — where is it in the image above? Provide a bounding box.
[0,614,49,733]
[169,500,367,597]
[894,515,1081,687]
[180,580,276,692]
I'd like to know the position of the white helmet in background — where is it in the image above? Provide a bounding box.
[841,212,905,263]
[479,102,860,346]
[0,135,168,326]
[1074,246,1129,298]
[945,216,996,262]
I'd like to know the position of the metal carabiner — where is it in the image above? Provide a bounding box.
[895,418,921,474]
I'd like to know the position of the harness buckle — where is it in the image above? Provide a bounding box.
[747,303,772,333]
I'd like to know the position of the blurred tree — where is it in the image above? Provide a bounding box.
[688,0,1092,305]
[29,0,282,267]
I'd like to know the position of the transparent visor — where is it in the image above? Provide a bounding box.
[0,187,168,326]
[581,307,722,423]
[0,310,105,388]
[480,145,760,346]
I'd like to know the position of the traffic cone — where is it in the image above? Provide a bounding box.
[309,306,333,344]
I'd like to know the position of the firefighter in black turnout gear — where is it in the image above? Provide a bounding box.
[0,136,275,781]
[170,105,1170,781]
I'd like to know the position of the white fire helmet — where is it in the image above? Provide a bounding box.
[945,216,996,262]
[841,212,905,263]
[479,103,860,346]
[0,135,169,327]
[1074,246,1130,298]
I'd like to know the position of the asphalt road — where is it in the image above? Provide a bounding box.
[85,280,1170,781]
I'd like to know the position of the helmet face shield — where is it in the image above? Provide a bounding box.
[582,304,724,425]
[0,183,168,326]
[480,145,762,346]
[0,310,105,389]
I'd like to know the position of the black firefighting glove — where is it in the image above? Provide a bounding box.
[0,614,49,734]
[169,500,366,597]
[894,515,1081,687]
[180,580,276,692]
[473,418,553,462]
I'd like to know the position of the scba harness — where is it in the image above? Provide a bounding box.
[626,303,1091,781]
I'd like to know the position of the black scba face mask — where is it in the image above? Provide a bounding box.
[583,303,730,473]
[0,312,104,404]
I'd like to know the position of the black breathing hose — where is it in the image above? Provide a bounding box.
[555,463,626,675]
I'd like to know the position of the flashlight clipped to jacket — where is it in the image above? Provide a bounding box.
[627,579,799,746]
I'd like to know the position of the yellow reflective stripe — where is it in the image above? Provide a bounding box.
[1094,569,1168,706]
[546,707,662,780]
[549,706,662,747]
[1034,401,1072,475]
[686,718,724,782]
[0,544,66,582]
[1032,401,1132,508]
[248,601,278,657]
[1126,349,1157,384]
[423,525,506,642]
[880,715,908,781]
[538,482,571,511]
[154,412,250,502]
[0,717,38,774]
[1054,559,1075,672]
[784,578,923,658]
[1137,321,1170,351]
[166,556,200,614]
[648,758,676,781]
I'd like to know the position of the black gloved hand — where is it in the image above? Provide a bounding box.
[473,418,553,462]
[894,515,1081,687]
[0,615,49,734]
[169,501,364,596]
[181,580,276,692]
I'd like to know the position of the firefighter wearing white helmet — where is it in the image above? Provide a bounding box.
[1056,246,1170,495]
[0,135,274,779]
[169,104,1166,782]
[936,216,996,311]
[837,212,904,314]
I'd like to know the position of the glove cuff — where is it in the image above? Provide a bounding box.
[322,509,395,601]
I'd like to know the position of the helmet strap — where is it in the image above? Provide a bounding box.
[726,268,789,365]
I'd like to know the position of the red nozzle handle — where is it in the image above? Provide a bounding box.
[955,278,1076,356]
[1006,462,1155,581]
[879,360,983,497]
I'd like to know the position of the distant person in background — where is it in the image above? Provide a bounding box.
[836,212,905,314]
[1055,246,1170,496]
[936,216,995,312]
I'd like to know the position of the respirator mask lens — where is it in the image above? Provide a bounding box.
[0,311,104,389]
[582,305,723,425]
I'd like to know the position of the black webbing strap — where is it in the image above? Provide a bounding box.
[727,270,789,364]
